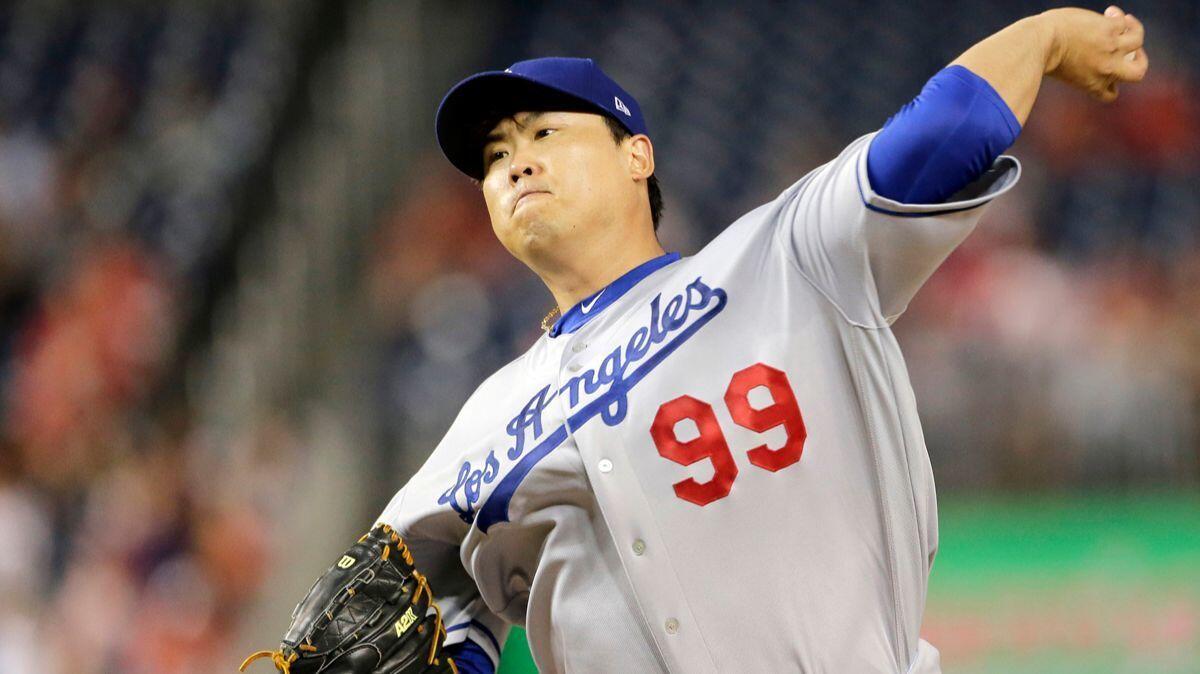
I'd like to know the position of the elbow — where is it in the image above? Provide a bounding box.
[868,66,1021,204]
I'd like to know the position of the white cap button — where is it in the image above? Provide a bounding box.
[632,539,646,555]
[665,618,679,634]
[598,459,613,473]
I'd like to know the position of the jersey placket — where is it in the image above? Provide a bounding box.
[557,330,718,674]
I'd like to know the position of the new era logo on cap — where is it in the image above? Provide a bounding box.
[614,96,631,116]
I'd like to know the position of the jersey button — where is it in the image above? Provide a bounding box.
[664,618,679,634]
[598,459,613,473]
[571,342,587,353]
[632,539,646,555]
[567,363,582,373]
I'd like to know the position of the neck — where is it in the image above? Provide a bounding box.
[540,236,666,314]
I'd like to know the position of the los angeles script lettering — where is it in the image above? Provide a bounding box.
[437,277,727,525]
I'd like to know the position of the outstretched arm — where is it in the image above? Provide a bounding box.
[951,5,1148,125]
[777,5,1149,325]
[867,5,1149,205]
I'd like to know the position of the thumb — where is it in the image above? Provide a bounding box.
[1104,6,1125,18]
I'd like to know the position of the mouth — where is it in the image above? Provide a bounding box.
[513,190,550,213]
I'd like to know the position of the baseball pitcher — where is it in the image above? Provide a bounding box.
[243,6,1147,673]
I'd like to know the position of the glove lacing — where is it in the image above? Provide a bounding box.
[239,649,300,674]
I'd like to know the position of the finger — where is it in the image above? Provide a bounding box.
[1096,81,1119,103]
[1116,48,1149,82]
[1116,14,1144,50]
[1103,15,1127,51]
[1104,5,1125,18]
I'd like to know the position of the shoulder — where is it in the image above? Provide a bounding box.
[689,132,881,256]
[449,338,546,422]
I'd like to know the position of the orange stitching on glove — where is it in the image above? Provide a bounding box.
[238,649,296,673]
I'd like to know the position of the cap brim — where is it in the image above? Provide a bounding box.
[435,71,613,180]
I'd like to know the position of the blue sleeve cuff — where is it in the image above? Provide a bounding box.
[867,64,1021,204]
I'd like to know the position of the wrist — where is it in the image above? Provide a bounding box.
[1032,10,1064,75]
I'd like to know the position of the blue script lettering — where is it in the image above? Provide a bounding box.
[505,384,556,460]
[437,449,500,524]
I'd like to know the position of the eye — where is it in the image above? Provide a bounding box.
[486,149,507,166]
[535,128,556,139]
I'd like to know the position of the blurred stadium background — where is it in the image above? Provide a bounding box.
[0,1,1195,672]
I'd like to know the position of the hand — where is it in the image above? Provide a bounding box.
[1042,5,1149,102]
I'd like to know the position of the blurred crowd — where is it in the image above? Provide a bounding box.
[0,2,310,671]
[903,75,1200,489]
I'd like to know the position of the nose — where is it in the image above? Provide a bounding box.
[508,151,540,184]
[510,165,533,184]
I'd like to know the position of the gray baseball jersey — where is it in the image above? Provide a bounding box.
[376,131,1021,673]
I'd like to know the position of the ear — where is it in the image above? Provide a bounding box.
[626,135,655,181]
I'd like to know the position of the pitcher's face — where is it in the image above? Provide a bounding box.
[480,110,641,265]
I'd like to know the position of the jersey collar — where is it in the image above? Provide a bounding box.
[549,252,681,338]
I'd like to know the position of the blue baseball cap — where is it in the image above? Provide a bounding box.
[435,57,649,180]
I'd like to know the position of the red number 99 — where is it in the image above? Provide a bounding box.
[649,363,806,506]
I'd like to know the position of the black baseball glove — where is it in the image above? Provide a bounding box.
[240,523,457,674]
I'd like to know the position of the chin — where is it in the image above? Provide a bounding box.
[506,216,567,264]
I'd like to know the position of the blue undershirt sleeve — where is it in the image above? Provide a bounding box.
[445,638,496,674]
[866,64,1021,204]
